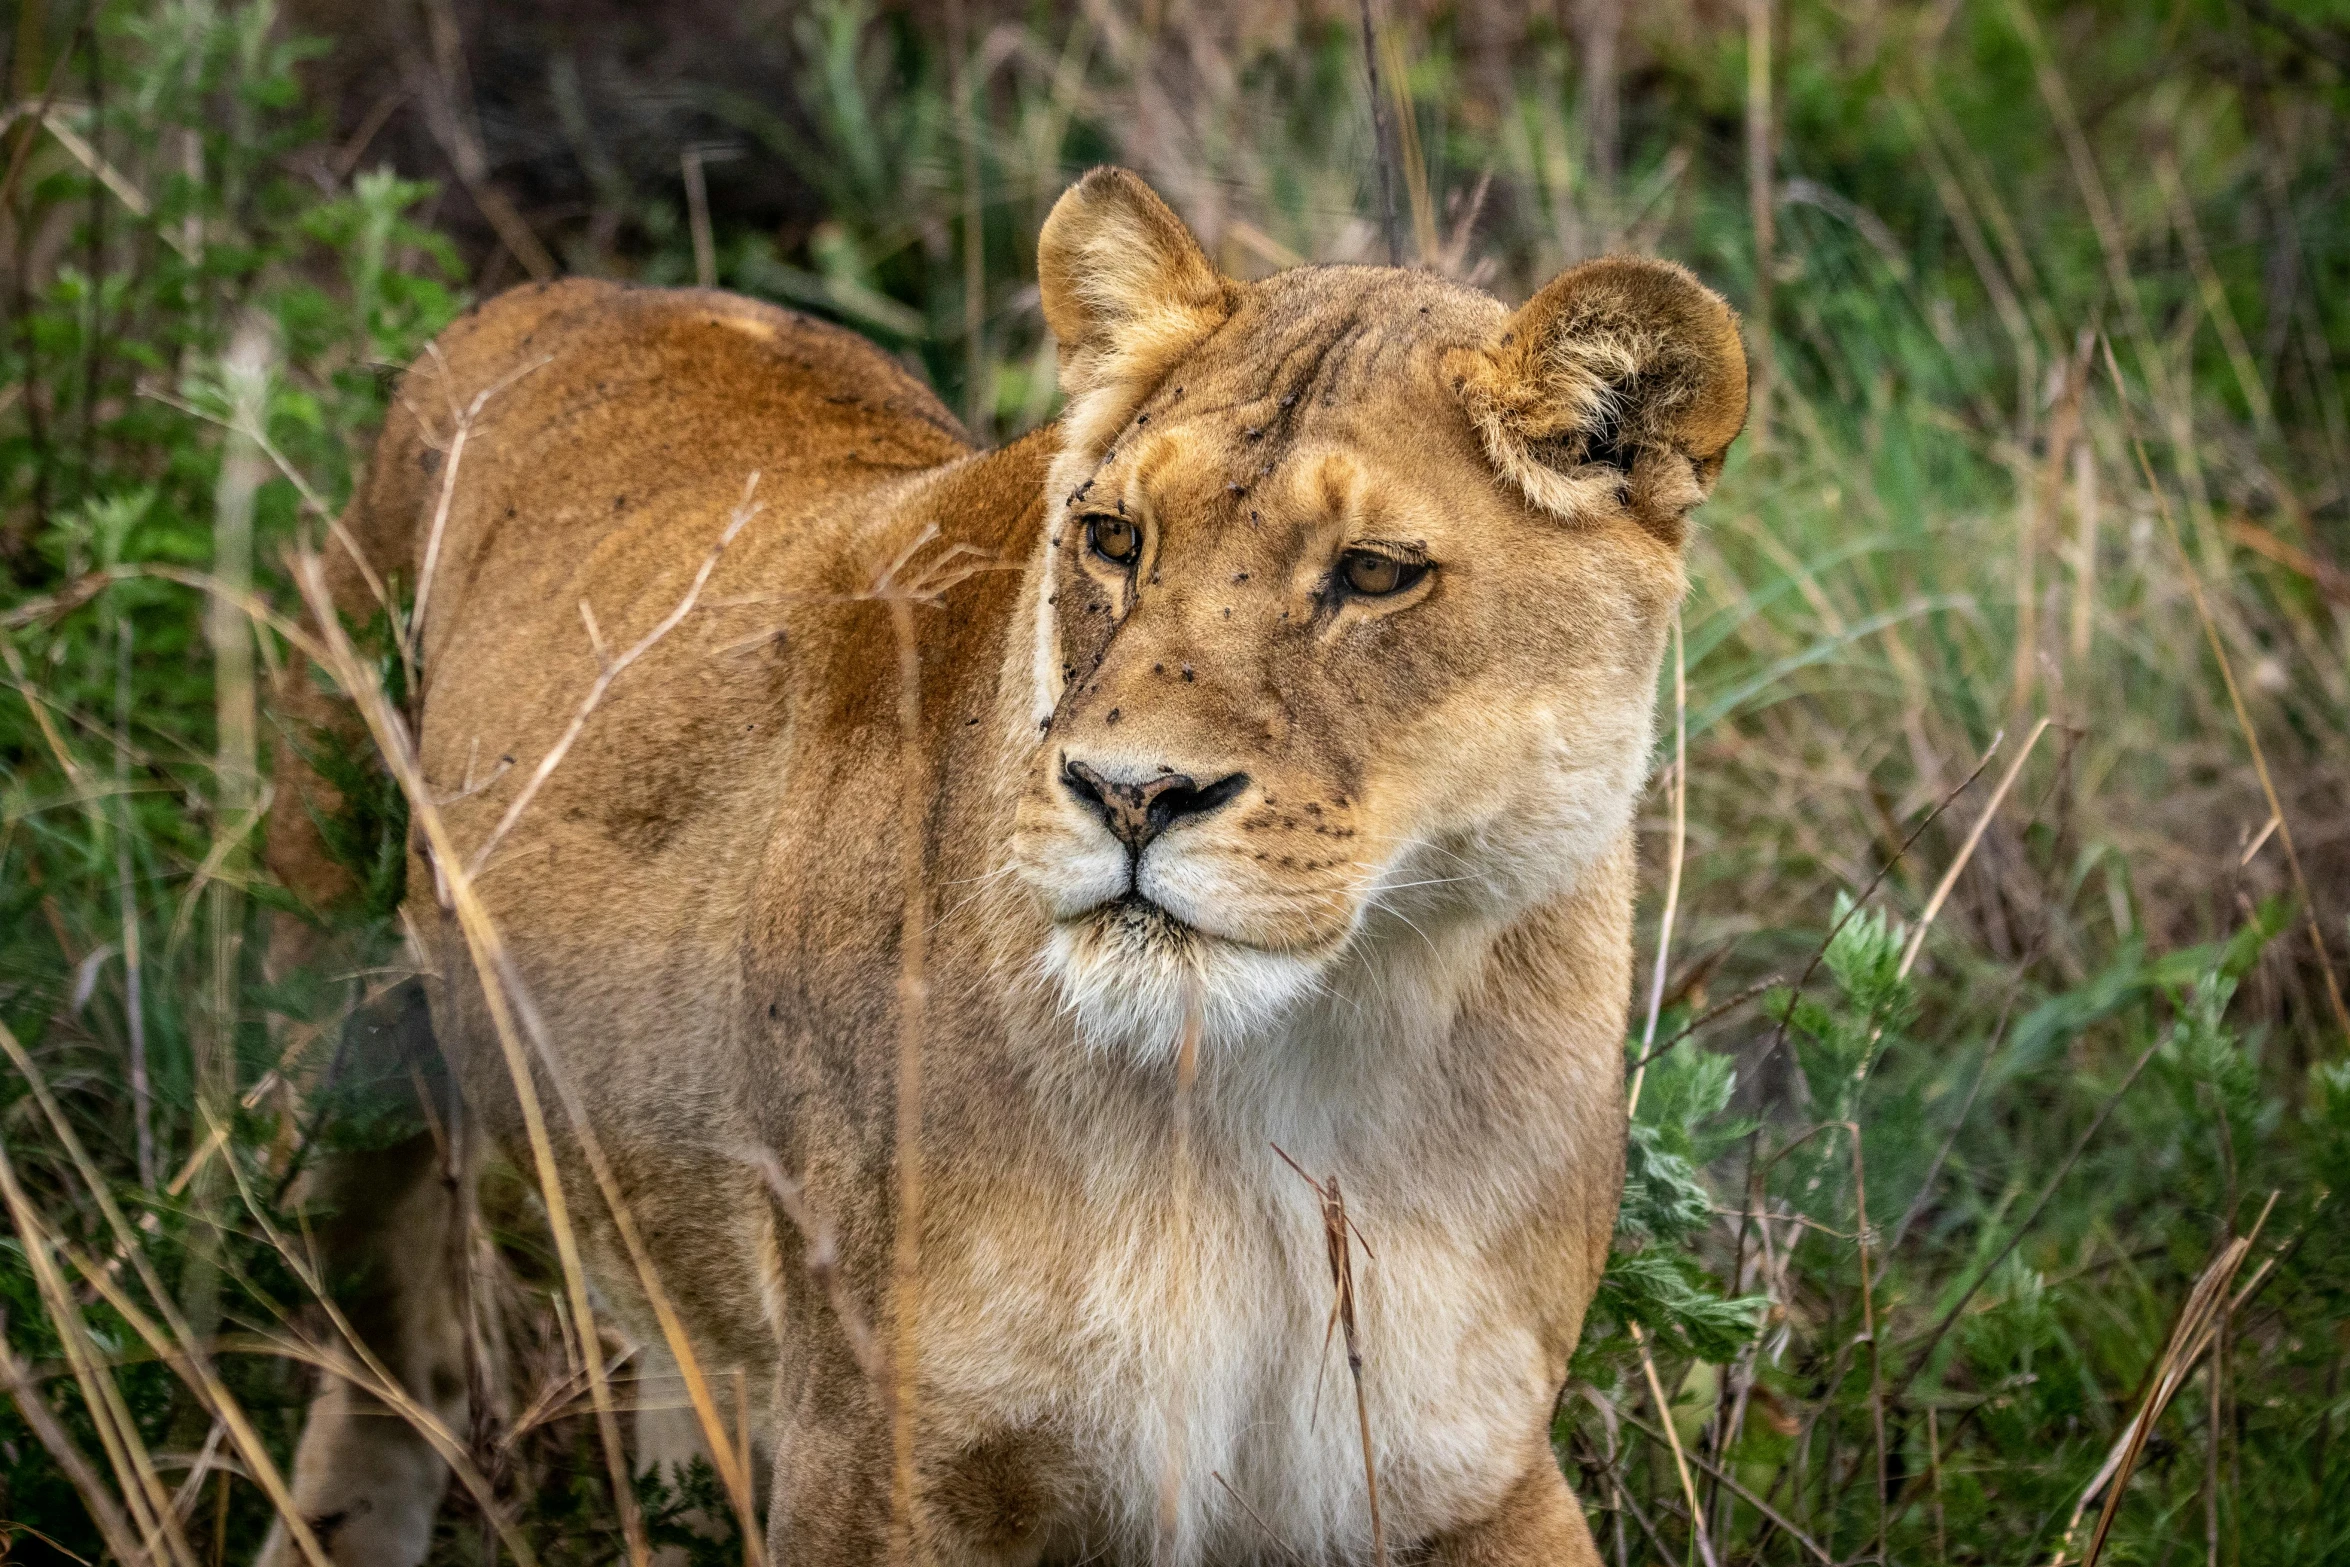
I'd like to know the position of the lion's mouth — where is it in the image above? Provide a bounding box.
[1088,892,1200,944]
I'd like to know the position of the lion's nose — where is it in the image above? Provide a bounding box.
[1062,760,1250,853]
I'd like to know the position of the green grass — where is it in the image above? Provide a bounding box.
[3,1,2349,1562]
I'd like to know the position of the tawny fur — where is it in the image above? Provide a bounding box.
[264,168,1744,1566]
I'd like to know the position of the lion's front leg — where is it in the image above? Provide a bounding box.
[765,1353,891,1564]
[766,1358,1061,1567]
[1422,1458,1605,1567]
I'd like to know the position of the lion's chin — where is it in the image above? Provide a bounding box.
[1042,899,1326,1060]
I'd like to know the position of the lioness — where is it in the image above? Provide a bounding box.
[263,168,1744,1565]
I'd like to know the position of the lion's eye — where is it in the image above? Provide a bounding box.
[1086,514,1140,567]
[1340,549,1427,597]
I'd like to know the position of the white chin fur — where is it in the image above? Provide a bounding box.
[1042,911,1325,1060]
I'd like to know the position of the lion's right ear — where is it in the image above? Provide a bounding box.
[1039,168,1235,411]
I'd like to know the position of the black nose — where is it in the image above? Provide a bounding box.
[1062,761,1250,853]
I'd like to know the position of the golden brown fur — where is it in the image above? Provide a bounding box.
[263,168,1744,1565]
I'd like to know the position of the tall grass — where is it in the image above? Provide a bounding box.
[2,1,2348,1563]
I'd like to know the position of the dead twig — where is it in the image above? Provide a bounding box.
[1627,975,1782,1074]
[1155,980,1206,1562]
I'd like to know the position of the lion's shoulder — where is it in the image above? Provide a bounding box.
[423,278,970,460]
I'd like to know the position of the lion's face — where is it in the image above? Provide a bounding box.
[1010,172,1746,1055]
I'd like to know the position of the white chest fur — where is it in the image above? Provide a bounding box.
[924,1116,1561,1563]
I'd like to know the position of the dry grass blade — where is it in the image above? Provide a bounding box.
[1896,715,2051,981]
[468,471,762,879]
[1846,1123,1888,1563]
[1628,611,1688,1120]
[2098,340,2350,1041]
[0,1331,144,1566]
[0,1020,325,1567]
[0,1137,204,1567]
[1355,0,1402,265]
[1155,979,1205,1566]
[748,1149,881,1381]
[1629,1321,1718,1567]
[1271,1146,1386,1567]
[406,348,555,678]
[1210,1470,1302,1563]
[197,1109,542,1567]
[290,551,653,1567]
[877,543,934,1567]
[1594,1390,1835,1567]
[285,455,775,1559]
[2060,1196,2279,1567]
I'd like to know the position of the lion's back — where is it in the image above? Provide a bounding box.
[367,280,968,641]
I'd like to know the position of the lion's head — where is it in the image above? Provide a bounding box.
[1009,169,1746,1057]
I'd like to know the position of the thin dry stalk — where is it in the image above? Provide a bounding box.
[2069,436,2098,662]
[2100,340,2350,1040]
[181,317,272,1411]
[1844,1122,1888,1564]
[1628,612,1687,1120]
[2059,1196,2279,1567]
[1927,1404,1947,1563]
[464,852,771,1551]
[290,553,653,1567]
[1376,27,1435,263]
[406,350,554,687]
[1896,715,2051,982]
[0,1020,325,1567]
[468,472,761,878]
[1744,0,1775,455]
[0,1331,144,1566]
[880,558,933,1566]
[1210,1471,1300,1563]
[749,1150,881,1380]
[945,0,985,436]
[1154,980,1205,1566]
[1595,1391,1835,1567]
[198,1111,542,1567]
[0,1146,186,1567]
[1273,1148,1387,1567]
[682,147,716,290]
[2151,153,2276,444]
[1629,1321,1719,1567]
[370,463,821,1557]
[1356,0,1401,266]
[111,615,154,1192]
[412,0,556,279]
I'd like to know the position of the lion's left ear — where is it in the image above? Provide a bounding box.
[1448,257,1746,536]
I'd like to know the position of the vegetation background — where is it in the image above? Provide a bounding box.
[0,0,2347,1562]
